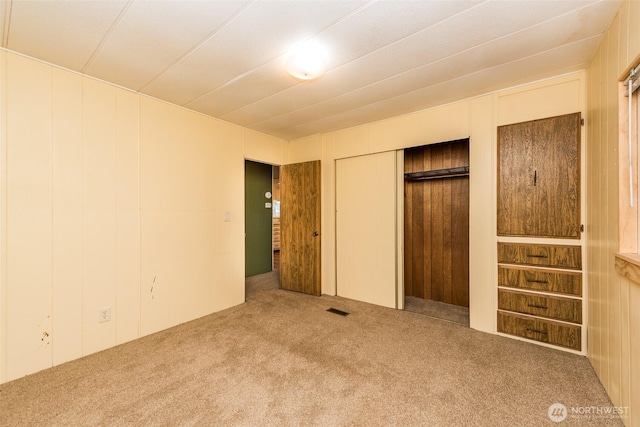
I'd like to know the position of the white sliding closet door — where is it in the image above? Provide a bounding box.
[336,151,397,309]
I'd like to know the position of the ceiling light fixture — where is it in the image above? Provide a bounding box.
[285,42,327,81]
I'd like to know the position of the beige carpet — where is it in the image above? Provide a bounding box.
[0,271,622,426]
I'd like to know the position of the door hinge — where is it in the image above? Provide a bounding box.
[580,118,585,126]
[580,224,584,233]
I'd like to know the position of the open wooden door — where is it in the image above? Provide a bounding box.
[280,160,321,296]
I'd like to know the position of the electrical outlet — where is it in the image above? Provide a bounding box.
[99,306,111,323]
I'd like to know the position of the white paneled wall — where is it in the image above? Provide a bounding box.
[468,94,495,332]
[115,90,141,346]
[82,77,119,356]
[6,54,53,379]
[0,51,279,383]
[52,68,83,365]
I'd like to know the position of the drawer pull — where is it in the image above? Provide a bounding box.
[527,303,549,310]
[526,253,548,258]
[526,328,548,335]
[526,279,549,284]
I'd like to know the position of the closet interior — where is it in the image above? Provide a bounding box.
[404,139,470,325]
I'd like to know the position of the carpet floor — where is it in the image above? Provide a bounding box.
[0,271,622,426]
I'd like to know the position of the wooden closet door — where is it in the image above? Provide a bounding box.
[497,113,580,238]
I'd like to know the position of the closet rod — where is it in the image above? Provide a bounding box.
[404,166,469,181]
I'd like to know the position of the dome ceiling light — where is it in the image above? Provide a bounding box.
[285,42,328,81]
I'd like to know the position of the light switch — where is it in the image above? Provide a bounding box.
[224,211,231,222]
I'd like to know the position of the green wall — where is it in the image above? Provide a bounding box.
[245,161,273,277]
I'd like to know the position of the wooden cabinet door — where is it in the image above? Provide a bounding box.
[497,113,580,238]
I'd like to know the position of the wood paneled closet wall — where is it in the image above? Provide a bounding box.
[404,139,470,307]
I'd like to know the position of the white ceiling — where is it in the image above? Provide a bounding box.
[0,0,622,140]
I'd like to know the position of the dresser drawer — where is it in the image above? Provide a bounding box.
[498,289,581,324]
[498,243,582,270]
[497,311,581,351]
[498,265,582,296]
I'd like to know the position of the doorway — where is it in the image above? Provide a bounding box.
[404,139,470,326]
[245,160,276,277]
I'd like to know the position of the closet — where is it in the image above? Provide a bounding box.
[404,139,469,312]
[496,113,583,352]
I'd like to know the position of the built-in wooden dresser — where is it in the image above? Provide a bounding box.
[497,242,583,351]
